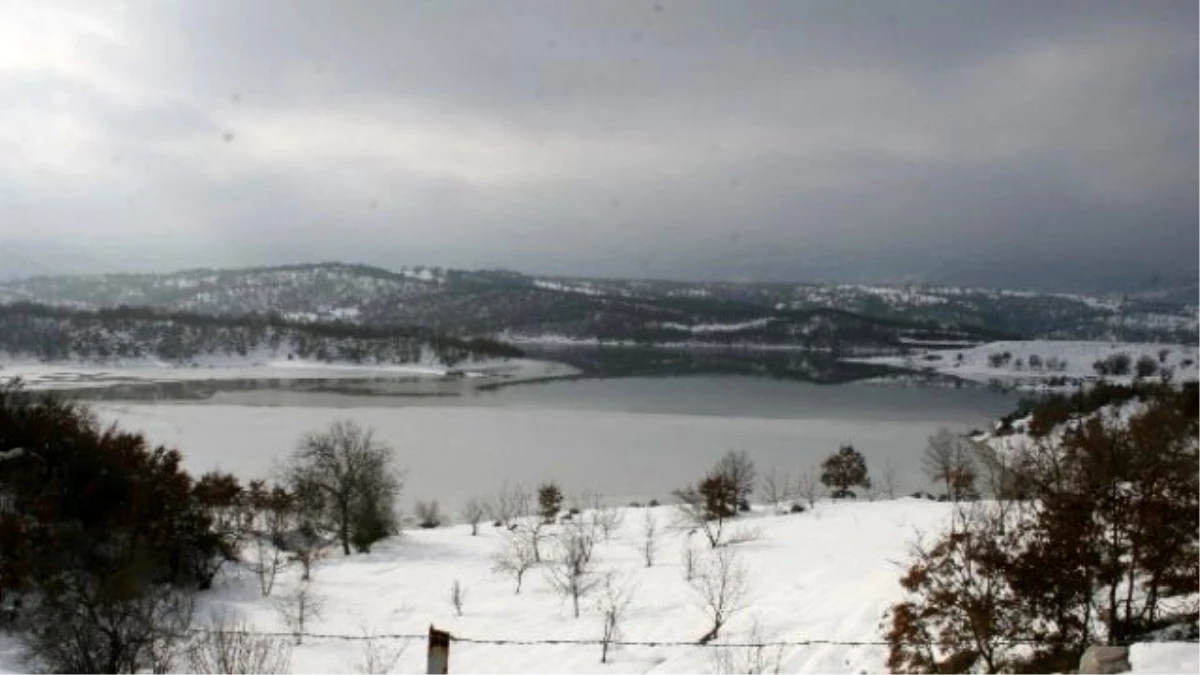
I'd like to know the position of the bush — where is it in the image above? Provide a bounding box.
[1094,352,1133,377]
[1135,354,1159,379]
[0,384,236,672]
[820,445,871,496]
[537,482,563,523]
[415,500,442,529]
[185,616,293,674]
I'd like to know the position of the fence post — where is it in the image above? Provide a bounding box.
[427,624,451,674]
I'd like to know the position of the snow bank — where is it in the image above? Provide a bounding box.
[1129,642,1199,674]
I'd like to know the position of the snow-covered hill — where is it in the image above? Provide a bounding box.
[3,263,1194,345]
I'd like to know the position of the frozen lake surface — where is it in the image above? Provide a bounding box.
[90,374,1016,511]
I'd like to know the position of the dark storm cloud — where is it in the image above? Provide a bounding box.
[0,0,1195,289]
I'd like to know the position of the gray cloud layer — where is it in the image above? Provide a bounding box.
[1,0,1195,290]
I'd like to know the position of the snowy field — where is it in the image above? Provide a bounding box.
[200,500,947,674]
[856,340,1199,390]
[90,403,983,512]
[2,500,1190,674]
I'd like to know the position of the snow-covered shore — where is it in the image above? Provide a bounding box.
[0,356,580,391]
[852,340,1199,391]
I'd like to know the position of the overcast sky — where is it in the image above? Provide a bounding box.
[0,0,1195,290]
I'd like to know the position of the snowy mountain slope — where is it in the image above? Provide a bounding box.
[3,263,1193,345]
[0,269,1001,350]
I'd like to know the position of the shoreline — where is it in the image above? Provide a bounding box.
[0,357,582,392]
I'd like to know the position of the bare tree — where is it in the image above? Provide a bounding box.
[461,497,486,536]
[449,580,466,617]
[972,439,1024,500]
[276,584,324,645]
[681,536,700,582]
[710,617,784,675]
[22,577,195,675]
[487,482,527,529]
[674,485,726,548]
[285,420,404,555]
[185,616,293,674]
[246,534,288,597]
[245,484,295,596]
[758,467,793,514]
[638,509,659,567]
[589,493,624,541]
[880,457,899,500]
[287,523,324,582]
[354,626,408,675]
[691,546,749,644]
[544,520,601,618]
[923,428,977,501]
[597,573,636,664]
[795,468,821,509]
[724,523,764,546]
[491,531,538,594]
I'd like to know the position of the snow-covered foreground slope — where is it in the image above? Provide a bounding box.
[193,501,955,674]
[0,501,1192,674]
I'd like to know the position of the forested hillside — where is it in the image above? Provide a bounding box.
[2,263,1194,345]
[0,302,520,367]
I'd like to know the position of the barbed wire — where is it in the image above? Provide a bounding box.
[179,628,426,642]
[176,626,1112,650]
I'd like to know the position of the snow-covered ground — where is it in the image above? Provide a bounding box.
[3,500,1189,674]
[195,500,954,674]
[0,356,579,391]
[855,340,1199,390]
[1129,642,1200,674]
[0,500,958,674]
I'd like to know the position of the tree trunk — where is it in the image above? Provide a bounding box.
[340,511,350,555]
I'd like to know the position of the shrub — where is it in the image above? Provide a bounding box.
[1135,354,1159,379]
[675,453,758,548]
[415,500,442,529]
[537,482,564,524]
[820,445,871,496]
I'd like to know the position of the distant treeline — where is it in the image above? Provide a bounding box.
[0,301,522,366]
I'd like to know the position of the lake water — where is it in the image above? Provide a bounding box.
[83,360,1018,512]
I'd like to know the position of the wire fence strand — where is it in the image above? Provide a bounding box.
[178,627,1099,650]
